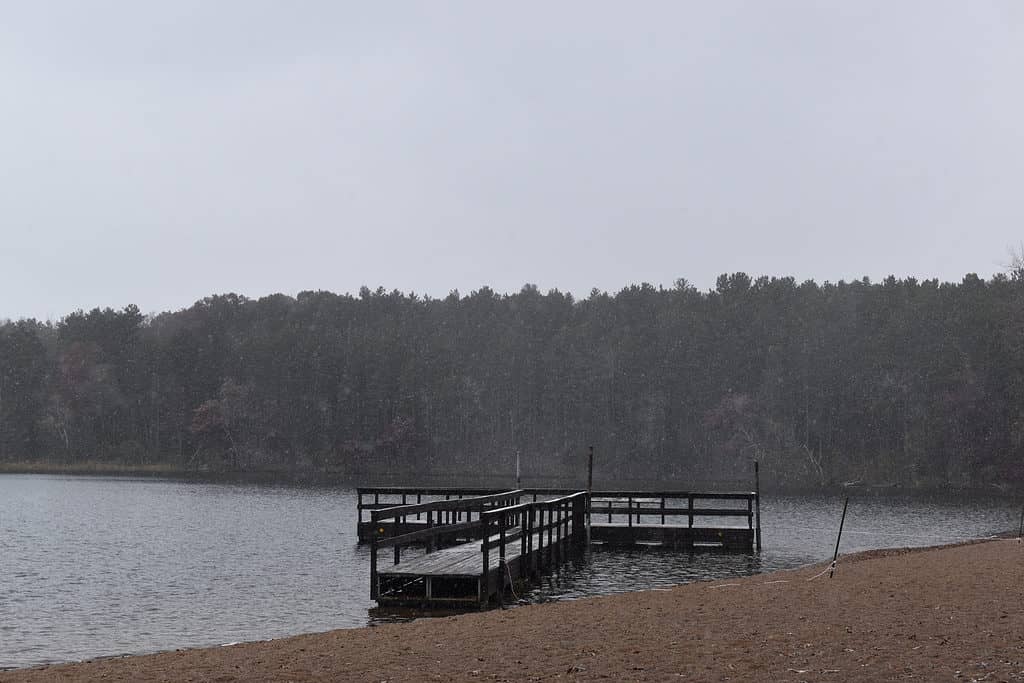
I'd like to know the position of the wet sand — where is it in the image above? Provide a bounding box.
[4,538,1023,682]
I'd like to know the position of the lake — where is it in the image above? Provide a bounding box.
[0,474,1016,669]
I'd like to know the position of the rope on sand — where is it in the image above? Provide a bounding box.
[806,561,836,582]
[501,558,523,603]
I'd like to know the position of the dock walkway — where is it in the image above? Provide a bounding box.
[370,491,587,607]
[364,485,761,607]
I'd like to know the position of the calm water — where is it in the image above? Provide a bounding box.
[0,474,1017,669]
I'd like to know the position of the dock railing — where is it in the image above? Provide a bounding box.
[358,487,501,528]
[370,490,523,600]
[359,486,760,551]
[479,491,588,607]
[588,491,756,530]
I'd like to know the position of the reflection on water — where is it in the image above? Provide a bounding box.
[0,475,1017,669]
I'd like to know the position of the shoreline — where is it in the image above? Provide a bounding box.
[3,537,1022,682]
[2,466,1016,499]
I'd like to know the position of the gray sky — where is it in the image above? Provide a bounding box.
[2,1,1022,320]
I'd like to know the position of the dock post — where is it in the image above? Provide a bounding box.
[553,504,561,566]
[754,460,762,552]
[532,507,540,577]
[546,506,554,567]
[357,491,363,537]
[480,513,490,608]
[369,511,379,600]
[521,504,529,578]
[587,446,594,544]
[572,494,586,552]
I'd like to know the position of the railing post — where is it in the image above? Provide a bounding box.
[549,503,555,566]
[587,445,594,544]
[553,502,561,565]
[565,501,571,562]
[498,511,507,608]
[394,514,402,565]
[481,512,490,607]
[660,497,666,525]
[521,502,529,578]
[561,501,568,561]
[572,494,585,551]
[755,460,763,552]
[628,497,633,528]
[426,510,434,553]
[529,506,537,574]
[564,500,570,557]
[499,512,507,563]
[688,494,694,529]
[369,511,379,600]
[545,505,553,567]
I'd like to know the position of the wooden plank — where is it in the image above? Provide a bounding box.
[378,530,551,578]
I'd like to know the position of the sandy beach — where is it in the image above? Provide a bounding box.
[3,538,1022,682]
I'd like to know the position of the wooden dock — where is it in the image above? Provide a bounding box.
[363,485,760,607]
[370,490,587,607]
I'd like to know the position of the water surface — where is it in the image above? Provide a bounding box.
[0,475,1015,669]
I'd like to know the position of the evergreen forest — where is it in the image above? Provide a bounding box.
[2,272,1022,490]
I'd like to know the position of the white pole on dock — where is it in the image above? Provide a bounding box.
[515,450,521,489]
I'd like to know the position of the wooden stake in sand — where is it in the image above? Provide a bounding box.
[1017,503,1023,543]
[829,497,849,579]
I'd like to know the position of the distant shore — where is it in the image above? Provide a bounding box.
[2,463,1014,498]
[2,537,1020,682]
[0,461,350,484]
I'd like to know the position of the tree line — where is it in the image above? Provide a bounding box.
[1,272,1022,489]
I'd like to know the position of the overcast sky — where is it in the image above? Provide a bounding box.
[1,1,1022,320]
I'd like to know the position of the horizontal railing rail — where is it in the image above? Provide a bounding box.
[589,492,756,529]
[372,490,525,522]
[357,487,511,524]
